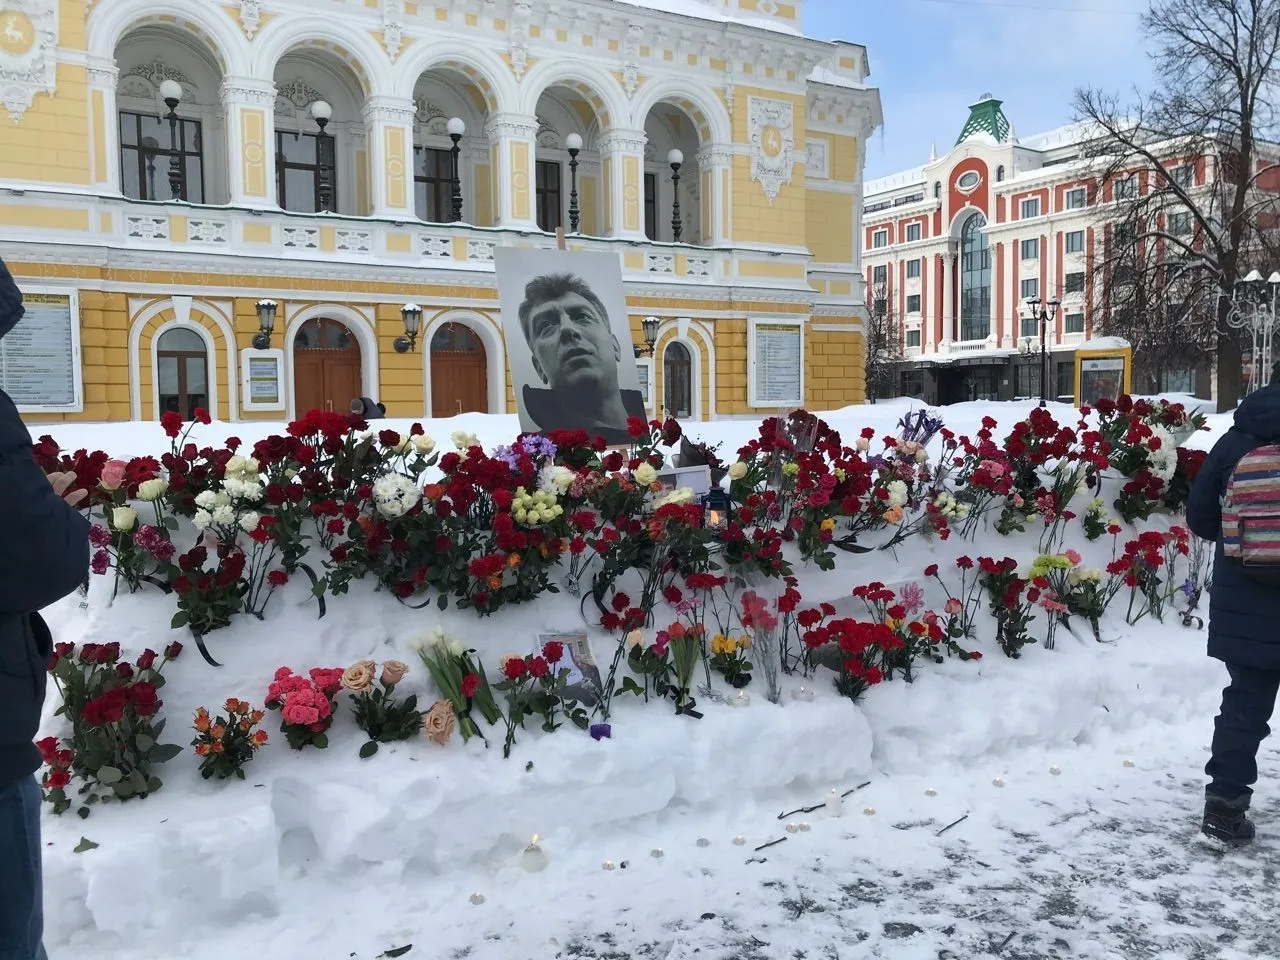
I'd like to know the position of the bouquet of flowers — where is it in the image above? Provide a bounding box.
[341,659,423,758]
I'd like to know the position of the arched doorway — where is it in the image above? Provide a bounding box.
[430,322,489,415]
[293,317,362,415]
[157,327,209,420]
[663,340,693,419]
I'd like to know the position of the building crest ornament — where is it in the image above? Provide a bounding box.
[622,21,642,98]
[239,0,263,40]
[382,0,404,61]
[509,0,533,79]
[748,96,795,203]
[0,0,58,122]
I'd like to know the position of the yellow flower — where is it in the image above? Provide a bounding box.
[737,635,752,650]
[885,618,903,631]
[820,518,836,532]
[883,506,904,525]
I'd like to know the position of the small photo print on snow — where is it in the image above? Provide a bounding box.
[495,247,646,446]
[538,632,603,707]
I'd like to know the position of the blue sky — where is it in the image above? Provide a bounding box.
[801,0,1154,179]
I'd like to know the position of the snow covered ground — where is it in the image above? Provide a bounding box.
[33,396,1263,960]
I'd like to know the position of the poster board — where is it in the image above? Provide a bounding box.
[494,247,645,445]
[748,317,804,407]
[240,348,286,412]
[0,287,82,413]
[1074,343,1132,406]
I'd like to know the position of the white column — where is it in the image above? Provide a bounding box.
[485,112,539,230]
[86,59,120,192]
[220,77,278,209]
[696,143,733,246]
[942,250,956,347]
[362,96,418,219]
[599,128,649,240]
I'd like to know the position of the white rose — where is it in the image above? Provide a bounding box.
[192,509,212,531]
[194,490,217,510]
[728,461,748,481]
[451,430,473,450]
[413,434,437,455]
[238,511,261,533]
[390,437,412,454]
[111,506,137,532]
[137,478,168,501]
[634,463,658,486]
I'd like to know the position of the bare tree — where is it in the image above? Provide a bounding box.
[1075,0,1280,411]
[865,279,905,402]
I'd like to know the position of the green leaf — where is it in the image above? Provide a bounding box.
[149,743,183,764]
[312,732,329,749]
[380,946,413,959]
[359,741,379,759]
[163,515,179,531]
[77,806,90,820]
[113,781,135,799]
[97,766,123,785]
[73,836,99,853]
[134,734,155,754]
[152,718,167,740]
[170,610,190,630]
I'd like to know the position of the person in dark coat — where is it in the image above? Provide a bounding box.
[0,258,90,958]
[348,397,383,419]
[1187,383,1280,845]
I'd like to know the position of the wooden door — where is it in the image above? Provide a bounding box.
[294,318,362,415]
[663,341,693,419]
[430,323,488,416]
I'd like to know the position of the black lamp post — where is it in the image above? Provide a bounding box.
[633,316,660,358]
[1022,295,1061,406]
[566,132,583,233]
[395,303,423,353]
[253,299,278,350]
[310,100,334,213]
[668,148,683,242]
[159,79,184,201]
[447,117,465,222]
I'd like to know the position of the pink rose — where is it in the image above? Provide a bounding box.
[1064,549,1082,565]
[100,459,128,492]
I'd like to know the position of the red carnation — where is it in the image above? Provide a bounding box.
[502,657,528,681]
[193,407,211,425]
[267,570,289,587]
[461,673,480,698]
[44,769,71,790]
[626,417,648,439]
[160,410,183,438]
[924,564,939,578]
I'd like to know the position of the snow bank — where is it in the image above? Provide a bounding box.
[33,399,1224,950]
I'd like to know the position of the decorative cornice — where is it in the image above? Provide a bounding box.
[362,95,417,126]
[220,77,277,109]
[484,111,539,141]
[598,128,648,154]
[696,144,734,168]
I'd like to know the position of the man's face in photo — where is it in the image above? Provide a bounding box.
[527,288,620,396]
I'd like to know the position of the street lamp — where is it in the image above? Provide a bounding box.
[1224,270,1280,393]
[158,79,185,201]
[1021,295,1061,406]
[395,303,423,353]
[447,116,465,222]
[634,316,660,358]
[310,100,334,213]
[668,148,684,243]
[253,299,278,350]
[566,132,583,234]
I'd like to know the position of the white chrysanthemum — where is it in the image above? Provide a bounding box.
[238,511,261,533]
[192,509,213,531]
[538,464,575,495]
[215,491,231,508]
[194,490,218,510]
[212,505,236,527]
[1146,426,1178,482]
[955,503,972,519]
[652,487,696,509]
[373,473,421,519]
[413,434,436,455]
[728,461,748,481]
[887,480,908,509]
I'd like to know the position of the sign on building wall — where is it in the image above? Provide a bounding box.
[240,348,286,412]
[0,289,81,411]
[749,319,804,406]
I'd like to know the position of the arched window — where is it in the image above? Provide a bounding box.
[156,327,209,420]
[663,341,693,419]
[959,213,991,341]
[934,181,942,199]
[996,165,1005,182]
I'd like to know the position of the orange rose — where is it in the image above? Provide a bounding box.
[380,659,409,686]
[342,659,377,694]
[423,483,446,502]
[507,552,522,569]
[424,700,457,746]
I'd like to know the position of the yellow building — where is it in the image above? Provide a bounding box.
[0,0,881,425]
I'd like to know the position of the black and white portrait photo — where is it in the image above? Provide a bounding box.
[495,247,646,445]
